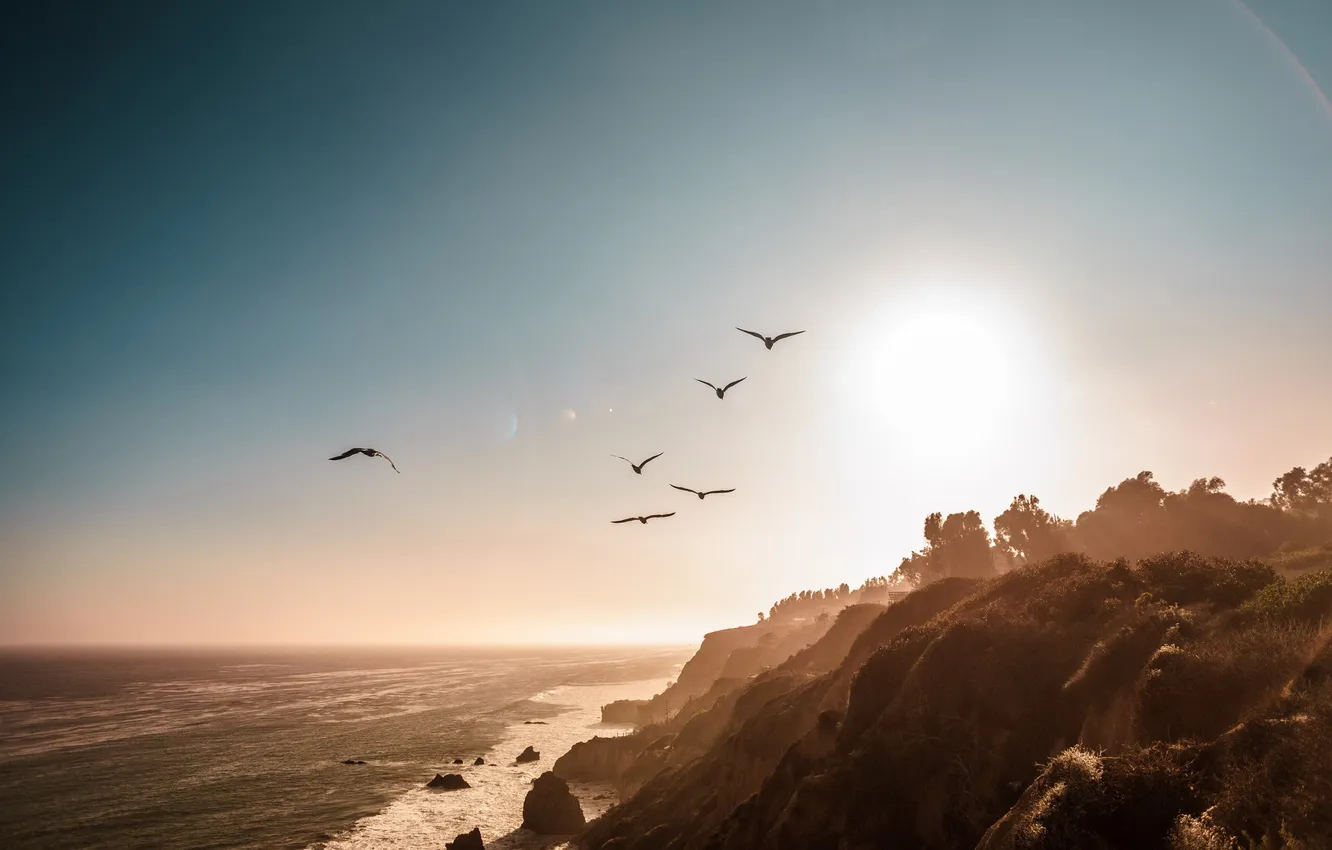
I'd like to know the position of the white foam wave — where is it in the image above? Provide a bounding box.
[312,677,670,850]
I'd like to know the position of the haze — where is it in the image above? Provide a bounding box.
[2,0,1330,646]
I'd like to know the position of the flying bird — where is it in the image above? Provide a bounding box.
[671,485,736,500]
[612,452,664,474]
[611,513,676,524]
[736,328,805,349]
[696,377,746,399]
[329,447,399,473]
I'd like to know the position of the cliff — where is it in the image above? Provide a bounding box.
[579,554,1332,849]
[557,605,847,795]
[642,619,823,719]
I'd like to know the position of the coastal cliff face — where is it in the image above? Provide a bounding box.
[555,601,860,797]
[578,554,1332,849]
[581,579,982,848]
[643,619,826,720]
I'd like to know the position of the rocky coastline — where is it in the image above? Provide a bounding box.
[547,553,1332,849]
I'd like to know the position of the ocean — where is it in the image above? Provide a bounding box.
[0,646,691,849]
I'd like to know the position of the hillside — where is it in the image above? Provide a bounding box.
[576,552,1332,849]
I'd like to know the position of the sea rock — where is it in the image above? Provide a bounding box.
[516,745,541,763]
[521,771,586,834]
[425,773,470,790]
[453,758,464,764]
[474,757,486,765]
[341,759,367,765]
[523,720,548,725]
[445,826,485,849]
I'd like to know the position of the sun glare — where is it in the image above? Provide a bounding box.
[867,308,1016,455]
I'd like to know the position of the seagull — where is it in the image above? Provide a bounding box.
[736,328,805,349]
[611,452,664,474]
[696,377,746,399]
[671,485,736,500]
[611,513,676,525]
[329,447,400,473]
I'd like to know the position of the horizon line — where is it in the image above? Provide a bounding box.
[0,641,700,652]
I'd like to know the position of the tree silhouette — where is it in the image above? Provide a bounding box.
[993,494,1071,565]
[897,510,995,584]
[1272,457,1332,516]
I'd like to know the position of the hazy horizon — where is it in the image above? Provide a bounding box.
[4,0,1331,646]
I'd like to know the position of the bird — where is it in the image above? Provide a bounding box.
[671,485,736,500]
[329,447,400,473]
[736,328,805,349]
[612,452,664,474]
[696,377,746,399]
[611,513,676,524]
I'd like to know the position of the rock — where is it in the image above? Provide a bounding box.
[453,758,464,764]
[523,720,548,725]
[341,759,367,764]
[516,745,541,763]
[553,735,643,782]
[601,698,651,725]
[474,757,486,765]
[445,826,485,849]
[425,773,470,790]
[521,771,586,834]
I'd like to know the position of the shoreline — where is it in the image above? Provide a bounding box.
[312,674,673,849]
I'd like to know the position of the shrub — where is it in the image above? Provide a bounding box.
[1135,552,1275,608]
[1169,808,1237,850]
[1135,623,1321,743]
[987,744,1205,850]
[1242,569,1332,626]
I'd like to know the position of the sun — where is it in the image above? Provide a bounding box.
[866,309,1016,455]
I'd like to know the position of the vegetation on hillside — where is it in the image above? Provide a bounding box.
[570,453,1332,850]
[899,455,1332,584]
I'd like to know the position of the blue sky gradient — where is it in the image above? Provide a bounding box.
[3,0,1330,643]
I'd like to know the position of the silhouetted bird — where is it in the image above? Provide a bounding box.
[736,328,805,349]
[696,377,746,399]
[611,513,676,524]
[671,485,736,500]
[612,452,664,474]
[329,447,399,473]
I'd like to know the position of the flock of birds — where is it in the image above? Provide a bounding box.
[327,326,805,525]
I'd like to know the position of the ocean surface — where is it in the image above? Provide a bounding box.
[0,646,692,849]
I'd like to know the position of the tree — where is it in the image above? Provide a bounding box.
[934,510,994,578]
[993,494,1071,565]
[904,509,995,583]
[756,611,765,623]
[1073,471,1168,559]
[1272,458,1332,516]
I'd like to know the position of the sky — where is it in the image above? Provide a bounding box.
[2,0,1330,646]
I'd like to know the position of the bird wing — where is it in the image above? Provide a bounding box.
[645,512,676,520]
[329,448,366,461]
[695,379,718,391]
[736,327,766,341]
[375,452,400,473]
[611,454,633,464]
[671,484,699,495]
[639,452,663,467]
[723,377,747,391]
[611,517,640,524]
[702,489,736,496]
[771,330,805,342]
